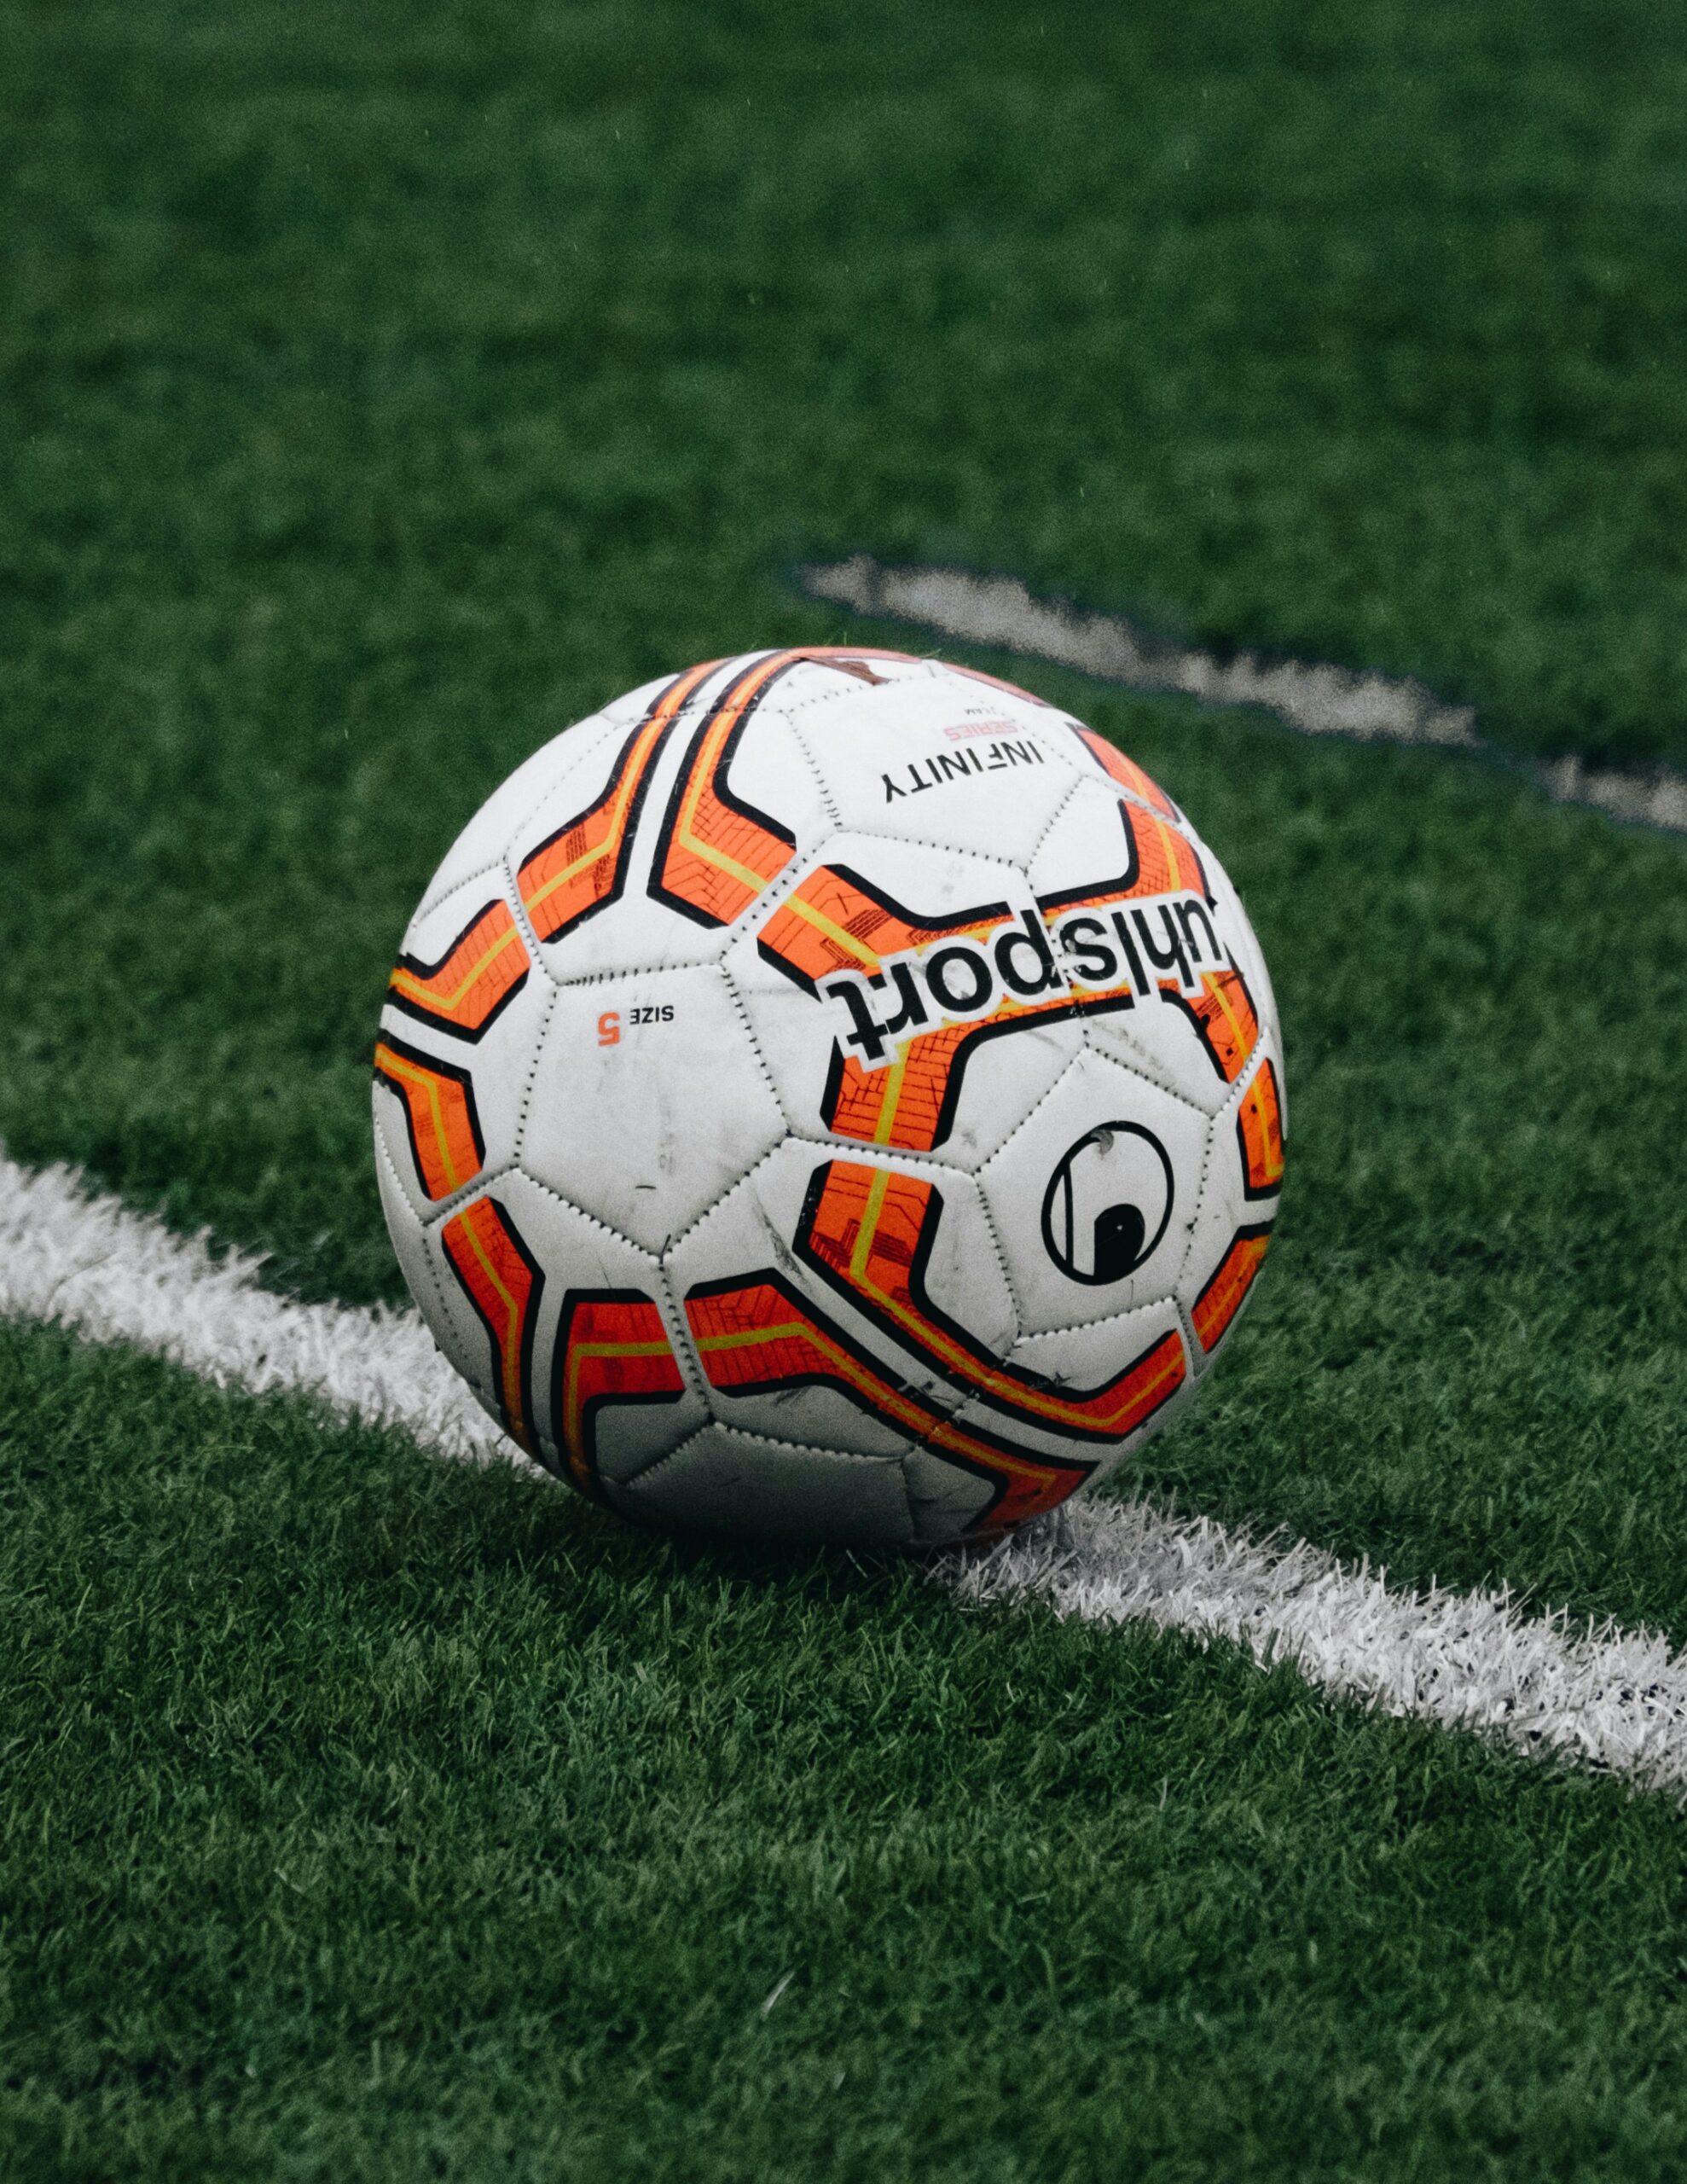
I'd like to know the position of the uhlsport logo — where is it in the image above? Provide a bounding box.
[1041,1122,1174,1285]
[756,845,1263,1155]
[814,887,1233,1068]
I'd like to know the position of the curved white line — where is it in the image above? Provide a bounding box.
[5,1149,1686,1789]
[800,556,1687,837]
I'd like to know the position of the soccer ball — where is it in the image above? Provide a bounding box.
[374,648,1285,1548]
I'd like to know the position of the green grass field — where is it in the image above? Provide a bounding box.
[6,1,1687,2175]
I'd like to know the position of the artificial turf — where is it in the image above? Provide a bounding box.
[6,0,1687,2174]
[10,1324,1687,2183]
[9,0,1687,1301]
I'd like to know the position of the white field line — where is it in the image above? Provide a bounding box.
[8,1148,1687,1790]
[801,556,1687,836]
[942,1507,1687,1789]
[0,1153,544,1481]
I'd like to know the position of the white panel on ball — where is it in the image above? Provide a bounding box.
[781,670,1084,860]
[518,963,785,1256]
[977,1050,1210,1336]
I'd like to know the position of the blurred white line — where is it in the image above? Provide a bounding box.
[7,1148,1687,1789]
[800,555,1687,835]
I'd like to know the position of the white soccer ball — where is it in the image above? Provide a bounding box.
[374,648,1285,1548]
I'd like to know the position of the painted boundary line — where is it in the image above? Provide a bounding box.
[800,556,1687,837]
[8,1153,1687,1790]
[945,1507,1687,1788]
[0,1153,536,1478]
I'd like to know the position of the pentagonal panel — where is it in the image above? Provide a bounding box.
[1174,1040,1286,1375]
[780,663,1082,861]
[728,831,1080,1169]
[613,1426,913,1548]
[518,961,785,1254]
[978,1051,1210,1335]
[375,877,553,1224]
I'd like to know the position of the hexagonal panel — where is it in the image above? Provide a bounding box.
[978,1051,1211,1335]
[518,961,786,1255]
